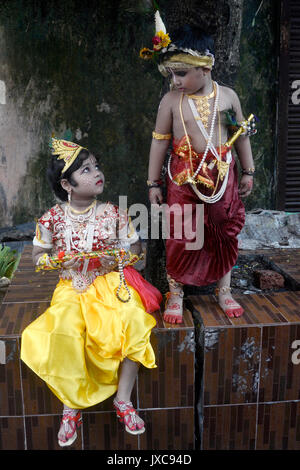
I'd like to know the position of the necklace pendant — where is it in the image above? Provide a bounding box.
[78,240,85,250]
[77,215,85,223]
[217,160,230,180]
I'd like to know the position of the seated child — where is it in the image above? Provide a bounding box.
[21,138,162,446]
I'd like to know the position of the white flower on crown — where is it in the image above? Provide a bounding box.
[155,10,167,34]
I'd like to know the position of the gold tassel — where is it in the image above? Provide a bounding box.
[217,160,230,181]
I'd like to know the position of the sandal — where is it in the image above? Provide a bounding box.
[57,410,82,447]
[113,399,145,435]
[215,286,244,318]
[163,291,184,324]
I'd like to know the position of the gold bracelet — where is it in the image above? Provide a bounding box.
[147,179,163,187]
[152,131,172,140]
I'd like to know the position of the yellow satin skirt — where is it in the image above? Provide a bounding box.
[21,272,157,409]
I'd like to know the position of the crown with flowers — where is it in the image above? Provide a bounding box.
[139,10,171,61]
[50,137,87,175]
[139,10,215,74]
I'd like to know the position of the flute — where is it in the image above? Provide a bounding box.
[225,114,257,148]
[36,249,143,271]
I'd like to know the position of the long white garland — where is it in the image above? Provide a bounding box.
[168,82,231,204]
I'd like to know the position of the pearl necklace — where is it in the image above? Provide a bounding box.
[191,82,219,180]
[187,85,232,203]
[64,202,96,253]
[168,82,219,186]
[168,81,231,203]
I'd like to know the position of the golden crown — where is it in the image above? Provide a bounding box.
[51,137,87,175]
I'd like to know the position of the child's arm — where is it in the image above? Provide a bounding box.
[129,240,142,255]
[148,94,173,204]
[33,209,85,270]
[32,245,82,270]
[230,90,255,198]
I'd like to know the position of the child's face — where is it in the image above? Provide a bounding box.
[168,67,209,94]
[66,155,105,199]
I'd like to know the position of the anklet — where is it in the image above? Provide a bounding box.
[215,286,232,295]
[167,274,183,289]
[166,291,184,299]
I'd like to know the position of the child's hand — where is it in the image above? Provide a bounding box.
[101,254,117,271]
[238,174,253,198]
[61,256,82,269]
[149,187,163,205]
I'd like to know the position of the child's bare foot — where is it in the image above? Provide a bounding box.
[216,286,244,318]
[163,291,184,324]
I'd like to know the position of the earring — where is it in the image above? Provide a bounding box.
[68,190,71,204]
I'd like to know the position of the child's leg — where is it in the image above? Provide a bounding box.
[58,404,82,447]
[216,270,244,318]
[113,357,145,435]
[163,275,184,324]
[116,357,139,402]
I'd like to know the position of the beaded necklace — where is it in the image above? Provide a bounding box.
[167,81,232,204]
[189,81,219,180]
[63,202,132,300]
[167,81,219,187]
[64,202,97,252]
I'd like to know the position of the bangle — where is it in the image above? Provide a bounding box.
[147,179,163,187]
[241,167,255,176]
[152,131,172,140]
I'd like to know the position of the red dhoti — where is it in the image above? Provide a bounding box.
[166,137,245,286]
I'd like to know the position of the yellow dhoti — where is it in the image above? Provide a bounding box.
[21,272,157,409]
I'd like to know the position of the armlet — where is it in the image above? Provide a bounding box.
[152,131,172,140]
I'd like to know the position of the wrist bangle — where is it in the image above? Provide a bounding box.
[241,167,255,176]
[147,179,163,187]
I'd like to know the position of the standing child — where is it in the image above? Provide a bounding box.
[141,13,256,323]
[21,138,162,446]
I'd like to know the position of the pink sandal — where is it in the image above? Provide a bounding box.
[163,291,184,324]
[113,399,145,435]
[58,410,82,447]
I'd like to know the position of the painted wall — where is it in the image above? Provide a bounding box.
[0,0,162,226]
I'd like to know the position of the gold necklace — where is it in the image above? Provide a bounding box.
[68,199,97,215]
[187,86,215,129]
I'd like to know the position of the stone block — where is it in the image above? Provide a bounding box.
[254,269,285,290]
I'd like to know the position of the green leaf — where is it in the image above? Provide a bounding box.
[0,244,19,278]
